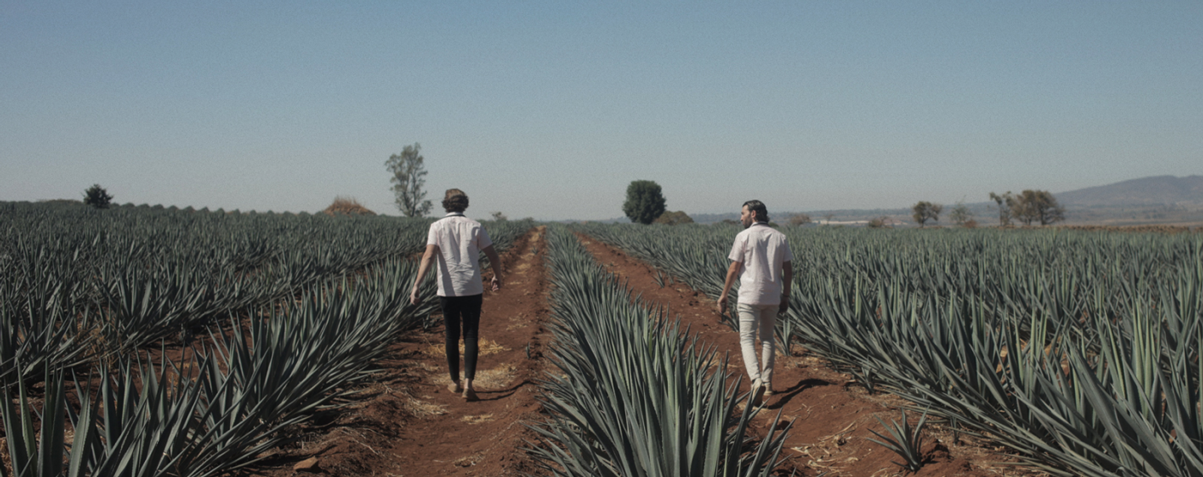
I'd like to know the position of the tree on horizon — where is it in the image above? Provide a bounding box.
[83,184,113,209]
[912,201,943,227]
[989,191,1015,226]
[385,143,433,217]
[622,180,667,225]
[1012,190,1065,225]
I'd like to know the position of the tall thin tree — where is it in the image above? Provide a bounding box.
[989,191,1014,226]
[385,143,433,217]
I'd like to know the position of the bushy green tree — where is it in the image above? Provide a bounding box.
[622,180,666,225]
[911,201,943,228]
[385,143,433,217]
[83,184,113,209]
[1012,190,1065,225]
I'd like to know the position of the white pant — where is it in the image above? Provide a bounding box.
[738,303,777,388]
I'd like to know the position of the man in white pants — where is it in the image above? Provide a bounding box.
[717,200,793,406]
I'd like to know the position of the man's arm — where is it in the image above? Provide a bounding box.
[779,261,793,314]
[716,260,741,317]
[482,245,504,291]
[410,244,439,305]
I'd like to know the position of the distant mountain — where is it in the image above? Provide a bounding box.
[1057,175,1203,207]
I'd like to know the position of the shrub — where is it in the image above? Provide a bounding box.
[867,216,890,228]
[323,196,376,216]
[653,210,694,225]
[83,184,113,209]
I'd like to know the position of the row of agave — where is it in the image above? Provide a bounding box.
[577,223,1203,477]
[527,225,790,476]
[2,255,438,477]
[1,203,535,476]
[0,202,434,384]
[0,201,532,385]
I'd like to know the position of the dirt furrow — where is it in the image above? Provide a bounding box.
[243,226,552,477]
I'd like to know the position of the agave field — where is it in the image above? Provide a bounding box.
[577,222,1203,477]
[6,201,1203,477]
[0,202,531,477]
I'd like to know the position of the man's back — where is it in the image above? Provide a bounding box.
[428,215,493,296]
[729,223,792,305]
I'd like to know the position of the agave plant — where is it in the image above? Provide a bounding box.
[867,409,929,473]
[2,368,77,477]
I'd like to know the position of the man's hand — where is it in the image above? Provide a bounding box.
[779,262,792,315]
[410,244,437,307]
[482,245,504,293]
[717,260,742,322]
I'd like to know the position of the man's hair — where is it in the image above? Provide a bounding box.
[743,200,769,223]
[443,189,469,212]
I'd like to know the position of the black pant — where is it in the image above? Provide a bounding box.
[440,294,483,381]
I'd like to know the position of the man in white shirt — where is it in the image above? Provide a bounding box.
[717,200,793,406]
[411,189,504,401]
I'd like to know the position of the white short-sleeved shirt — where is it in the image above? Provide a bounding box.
[426,213,494,297]
[728,222,794,305]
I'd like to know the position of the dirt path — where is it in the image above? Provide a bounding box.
[243,226,552,477]
[576,234,1043,477]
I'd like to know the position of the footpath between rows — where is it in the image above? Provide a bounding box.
[245,226,551,476]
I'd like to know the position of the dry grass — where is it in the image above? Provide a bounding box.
[452,452,486,468]
[400,385,448,418]
[461,414,496,425]
[323,196,375,216]
[422,339,509,358]
[428,363,518,392]
[791,421,861,475]
[1,437,10,477]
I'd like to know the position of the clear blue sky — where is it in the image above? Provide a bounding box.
[3,1,1200,220]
